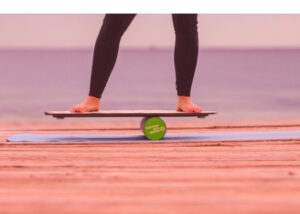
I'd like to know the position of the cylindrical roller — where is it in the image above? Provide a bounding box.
[140,117,167,140]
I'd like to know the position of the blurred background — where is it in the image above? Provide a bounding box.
[0,14,300,122]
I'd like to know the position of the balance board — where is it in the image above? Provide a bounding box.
[45,110,217,140]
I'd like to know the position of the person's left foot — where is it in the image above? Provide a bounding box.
[176,96,202,113]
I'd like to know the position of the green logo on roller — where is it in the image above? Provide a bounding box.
[143,117,166,140]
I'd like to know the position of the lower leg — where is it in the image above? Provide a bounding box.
[71,14,136,112]
[173,14,198,97]
[172,14,202,112]
[89,14,136,99]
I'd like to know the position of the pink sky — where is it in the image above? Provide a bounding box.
[0,14,300,48]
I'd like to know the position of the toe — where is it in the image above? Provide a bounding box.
[77,108,84,113]
[194,107,202,113]
[74,107,82,113]
[185,107,194,113]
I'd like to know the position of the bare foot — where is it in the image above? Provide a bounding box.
[70,96,100,113]
[176,96,202,113]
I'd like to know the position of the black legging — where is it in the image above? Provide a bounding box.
[89,14,199,98]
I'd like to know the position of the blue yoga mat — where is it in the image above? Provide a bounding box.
[6,130,300,143]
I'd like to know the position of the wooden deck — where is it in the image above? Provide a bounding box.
[1,121,300,214]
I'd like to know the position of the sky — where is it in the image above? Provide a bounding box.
[0,14,300,49]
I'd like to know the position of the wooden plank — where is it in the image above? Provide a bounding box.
[44,110,217,119]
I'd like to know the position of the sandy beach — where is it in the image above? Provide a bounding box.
[1,120,300,214]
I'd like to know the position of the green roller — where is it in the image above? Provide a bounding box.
[140,117,167,140]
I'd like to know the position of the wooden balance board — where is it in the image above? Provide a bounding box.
[45,110,217,140]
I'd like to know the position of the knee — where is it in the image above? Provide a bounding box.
[96,17,125,45]
[174,15,198,44]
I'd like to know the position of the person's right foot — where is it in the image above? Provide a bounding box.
[70,96,100,113]
[176,96,202,113]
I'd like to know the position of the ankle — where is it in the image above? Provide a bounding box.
[86,96,100,104]
[178,96,191,102]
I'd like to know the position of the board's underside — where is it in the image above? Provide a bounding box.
[45,110,217,119]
